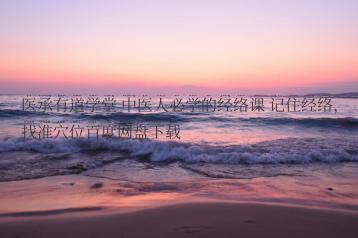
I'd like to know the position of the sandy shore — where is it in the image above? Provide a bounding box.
[1,202,358,238]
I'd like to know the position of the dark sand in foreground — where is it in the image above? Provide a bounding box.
[1,202,358,238]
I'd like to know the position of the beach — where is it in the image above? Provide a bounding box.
[1,201,358,238]
[1,171,358,238]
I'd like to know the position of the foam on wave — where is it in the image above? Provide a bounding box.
[0,137,357,164]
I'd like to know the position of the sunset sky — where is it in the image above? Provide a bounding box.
[0,0,357,94]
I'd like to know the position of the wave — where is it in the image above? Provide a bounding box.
[74,112,188,122]
[238,117,358,128]
[1,137,357,164]
[1,108,357,128]
[0,109,49,118]
[194,116,358,128]
[86,115,358,129]
[0,109,190,122]
[0,137,357,181]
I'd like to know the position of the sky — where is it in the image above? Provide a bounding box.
[0,0,357,94]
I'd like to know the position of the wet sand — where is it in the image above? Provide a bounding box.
[1,202,358,238]
[1,173,358,238]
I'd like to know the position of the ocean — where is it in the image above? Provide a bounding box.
[0,95,357,211]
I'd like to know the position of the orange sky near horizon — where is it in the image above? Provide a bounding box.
[0,1,357,94]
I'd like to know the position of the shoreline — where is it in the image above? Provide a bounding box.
[2,199,358,219]
[1,173,358,213]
